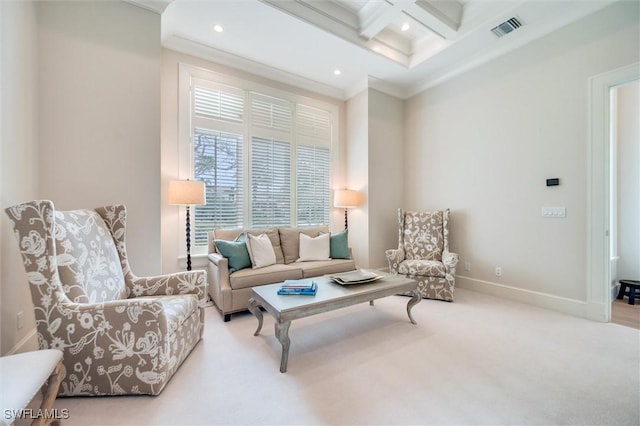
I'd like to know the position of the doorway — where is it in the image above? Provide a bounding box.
[610,81,640,328]
[587,62,639,323]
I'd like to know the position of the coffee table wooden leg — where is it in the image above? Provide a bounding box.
[248,298,263,336]
[275,320,291,373]
[406,289,421,325]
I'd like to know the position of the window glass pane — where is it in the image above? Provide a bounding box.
[193,129,244,246]
[250,137,291,227]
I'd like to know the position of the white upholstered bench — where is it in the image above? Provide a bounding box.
[0,349,64,426]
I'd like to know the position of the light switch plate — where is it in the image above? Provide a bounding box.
[542,207,566,218]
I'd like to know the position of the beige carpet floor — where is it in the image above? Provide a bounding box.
[49,288,639,425]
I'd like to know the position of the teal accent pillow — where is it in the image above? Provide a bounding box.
[215,235,251,273]
[329,229,350,259]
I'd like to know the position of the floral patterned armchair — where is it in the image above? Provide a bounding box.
[386,209,459,301]
[4,200,207,396]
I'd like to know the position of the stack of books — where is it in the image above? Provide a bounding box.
[277,280,317,296]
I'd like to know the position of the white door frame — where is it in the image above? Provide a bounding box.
[587,62,640,322]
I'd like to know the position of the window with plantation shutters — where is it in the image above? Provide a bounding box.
[181,66,337,252]
[250,93,293,227]
[191,79,245,247]
[250,137,291,227]
[296,105,331,226]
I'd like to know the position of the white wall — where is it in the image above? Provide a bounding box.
[616,81,639,280]
[1,1,161,355]
[403,1,639,312]
[368,89,403,269]
[345,89,369,267]
[37,1,161,276]
[344,88,403,269]
[1,0,40,355]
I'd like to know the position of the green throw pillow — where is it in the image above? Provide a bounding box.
[329,229,350,259]
[215,235,251,273]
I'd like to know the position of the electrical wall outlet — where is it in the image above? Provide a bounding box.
[495,266,502,277]
[17,311,24,330]
[464,261,471,271]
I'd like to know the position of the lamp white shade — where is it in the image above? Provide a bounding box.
[334,189,362,208]
[168,180,206,205]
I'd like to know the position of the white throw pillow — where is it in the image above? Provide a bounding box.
[246,233,277,269]
[297,232,330,262]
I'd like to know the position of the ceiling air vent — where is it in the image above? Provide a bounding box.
[491,17,523,38]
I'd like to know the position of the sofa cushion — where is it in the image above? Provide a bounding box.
[329,229,350,259]
[279,226,329,264]
[298,233,330,261]
[214,228,284,264]
[246,233,277,268]
[398,259,446,278]
[229,264,303,290]
[297,258,356,278]
[245,228,284,264]
[214,236,251,273]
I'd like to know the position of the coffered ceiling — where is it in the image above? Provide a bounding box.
[130,0,616,99]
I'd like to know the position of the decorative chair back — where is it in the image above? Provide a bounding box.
[398,209,450,261]
[4,201,130,349]
[54,209,127,303]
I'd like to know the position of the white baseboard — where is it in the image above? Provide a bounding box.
[7,328,38,355]
[456,275,593,320]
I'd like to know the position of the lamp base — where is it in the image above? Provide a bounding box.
[186,205,192,271]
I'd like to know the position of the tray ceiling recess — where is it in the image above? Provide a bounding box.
[262,0,464,68]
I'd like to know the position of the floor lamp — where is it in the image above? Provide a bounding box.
[169,180,206,271]
[334,189,362,230]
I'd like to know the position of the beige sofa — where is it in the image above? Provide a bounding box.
[208,226,356,321]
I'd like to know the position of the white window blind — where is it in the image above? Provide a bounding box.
[250,137,291,227]
[194,85,243,123]
[296,105,331,226]
[250,93,292,134]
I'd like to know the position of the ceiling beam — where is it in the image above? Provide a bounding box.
[358,0,461,41]
[405,0,461,39]
[357,1,402,40]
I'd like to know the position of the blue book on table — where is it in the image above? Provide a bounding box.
[278,282,317,296]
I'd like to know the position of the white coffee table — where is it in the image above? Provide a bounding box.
[247,272,420,372]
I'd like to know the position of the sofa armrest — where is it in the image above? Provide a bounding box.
[207,253,232,315]
[385,248,405,273]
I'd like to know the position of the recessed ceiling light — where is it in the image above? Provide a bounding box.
[333,69,341,76]
[401,22,410,32]
[213,24,224,33]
